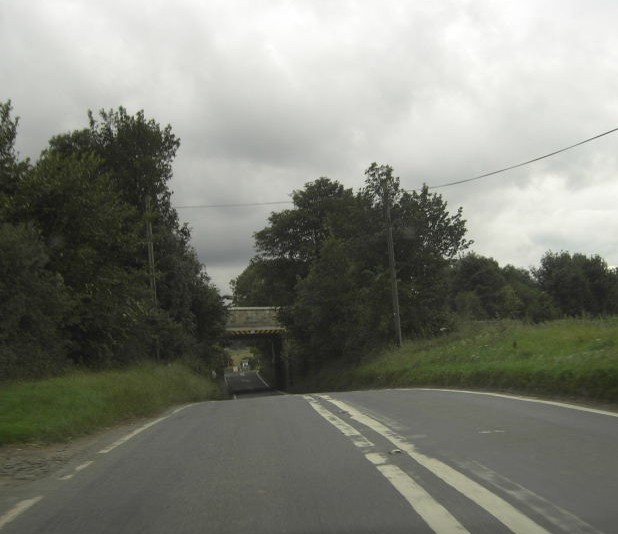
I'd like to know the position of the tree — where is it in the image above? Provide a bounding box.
[534,251,617,316]
[0,102,70,380]
[233,177,360,306]
[397,186,472,334]
[0,100,30,219]
[0,223,70,380]
[2,105,226,371]
[240,164,474,374]
[81,108,226,358]
[449,255,561,322]
[231,259,300,306]
[256,177,354,263]
[15,150,155,365]
[17,151,142,289]
[49,108,181,219]
[287,237,391,372]
[450,254,507,318]
[501,264,557,322]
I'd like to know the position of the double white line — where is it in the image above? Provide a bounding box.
[305,394,554,534]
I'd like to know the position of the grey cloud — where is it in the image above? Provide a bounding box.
[2,0,618,293]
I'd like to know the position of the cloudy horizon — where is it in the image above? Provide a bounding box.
[3,0,617,292]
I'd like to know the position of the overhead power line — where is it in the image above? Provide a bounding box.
[427,126,618,190]
[176,200,292,209]
[174,126,618,209]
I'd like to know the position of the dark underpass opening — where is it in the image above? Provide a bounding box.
[224,334,289,398]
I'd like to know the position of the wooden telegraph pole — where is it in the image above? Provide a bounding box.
[145,195,160,360]
[145,195,157,307]
[383,183,403,347]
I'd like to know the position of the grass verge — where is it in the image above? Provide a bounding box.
[293,318,618,404]
[0,361,224,446]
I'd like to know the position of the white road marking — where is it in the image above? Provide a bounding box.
[319,395,551,534]
[76,460,93,470]
[0,497,42,530]
[58,460,94,480]
[461,460,602,534]
[479,430,505,434]
[255,372,271,388]
[412,388,618,418]
[98,404,191,454]
[304,396,374,449]
[304,396,470,533]
[376,463,469,533]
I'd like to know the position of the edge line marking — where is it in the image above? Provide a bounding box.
[98,404,191,454]
[411,388,618,418]
[0,497,43,530]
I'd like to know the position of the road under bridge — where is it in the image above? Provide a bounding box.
[225,307,289,391]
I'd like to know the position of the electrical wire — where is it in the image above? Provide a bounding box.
[174,126,618,209]
[427,126,618,190]
[176,200,292,209]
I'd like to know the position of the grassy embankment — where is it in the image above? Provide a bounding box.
[0,362,224,446]
[295,318,618,404]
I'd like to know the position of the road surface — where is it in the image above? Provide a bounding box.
[1,388,617,533]
[224,370,277,398]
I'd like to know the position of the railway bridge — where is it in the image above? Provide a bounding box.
[225,307,285,337]
[225,307,289,390]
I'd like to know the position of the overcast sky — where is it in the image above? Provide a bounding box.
[2,0,617,293]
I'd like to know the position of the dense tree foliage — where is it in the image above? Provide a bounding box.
[234,165,474,373]
[0,223,71,380]
[533,251,618,317]
[0,101,225,381]
[449,253,558,322]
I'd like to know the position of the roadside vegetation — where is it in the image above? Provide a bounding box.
[292,317,618,405]
[1,101,227,384]
[0,361,224,446]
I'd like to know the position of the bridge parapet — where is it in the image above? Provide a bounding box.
[226,307,284,336]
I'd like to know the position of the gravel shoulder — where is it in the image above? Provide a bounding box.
[0,413,174,491]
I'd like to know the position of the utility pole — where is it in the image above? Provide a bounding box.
[145,195,160,360]
[145,195,157,307]
[384,184,403,347]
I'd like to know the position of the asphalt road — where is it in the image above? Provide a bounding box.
[2,389,617,533]
[225,370,277,398]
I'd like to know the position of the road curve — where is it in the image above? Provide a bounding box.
[1,389,616,533]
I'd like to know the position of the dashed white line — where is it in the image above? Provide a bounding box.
[0,497,42,530]
[376,462,469,533]
[0,405,196,528]
[58,460,94,480]
[319,394,551,534]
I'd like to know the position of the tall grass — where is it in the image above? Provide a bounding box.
[0,362,223,446]
[295,318,618,403]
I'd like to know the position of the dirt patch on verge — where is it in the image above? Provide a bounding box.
[0,418,150,489]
